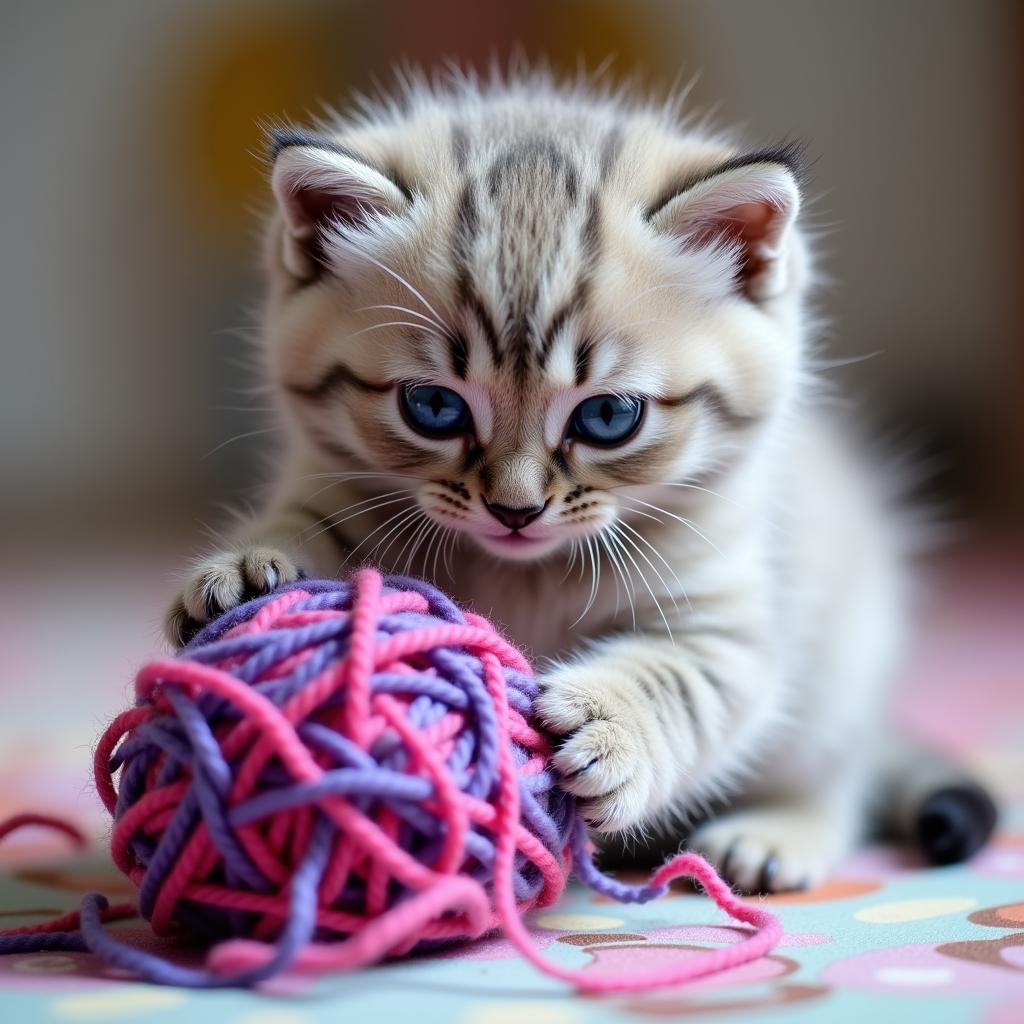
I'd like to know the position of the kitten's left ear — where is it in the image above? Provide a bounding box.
[649,150,802,301]
[268,128,410,280]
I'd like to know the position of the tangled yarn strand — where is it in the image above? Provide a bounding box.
[0,569,781,990]
[480,638,782,992]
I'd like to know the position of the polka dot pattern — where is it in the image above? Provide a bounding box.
[51,986,187,1019]
[855,898,977,923]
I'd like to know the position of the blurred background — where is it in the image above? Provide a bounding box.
[0,0,1021,839]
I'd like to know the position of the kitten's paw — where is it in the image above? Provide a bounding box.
[689,805,842,894]
[535,666,654,833]
[164,547,300,646]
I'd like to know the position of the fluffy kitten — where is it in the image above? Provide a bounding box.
[167,71,995,891]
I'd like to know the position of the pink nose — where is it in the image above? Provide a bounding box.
[483,499,547,531]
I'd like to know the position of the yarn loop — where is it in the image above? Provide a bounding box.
[2,570,782,990]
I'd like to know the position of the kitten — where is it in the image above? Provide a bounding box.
[166,71,995,891]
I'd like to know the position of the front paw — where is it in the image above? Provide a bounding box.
[164,546,300,647]
[534,665,655,833]
[689,806,839,894]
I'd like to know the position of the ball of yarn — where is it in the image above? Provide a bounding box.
[94,570,573,984]
[67,569,780,990]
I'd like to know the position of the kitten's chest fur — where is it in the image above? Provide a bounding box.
[441,557,608,661]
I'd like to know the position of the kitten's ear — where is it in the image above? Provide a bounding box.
[269,129,410,279]
[649,150,802,301]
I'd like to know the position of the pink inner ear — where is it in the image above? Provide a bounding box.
[687,200,784,292]
[295,186,383,236]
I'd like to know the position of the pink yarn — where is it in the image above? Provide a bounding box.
[3,569,781,990]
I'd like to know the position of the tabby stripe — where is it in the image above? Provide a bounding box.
[454,182,478,256]
[550,446,571,479]
[268,127,413,201]
[539,278,588,369]
[450,124,470,170]
[461,445,485,476]
[645,141,806,221]
[580,191,602,265]
[378,427,440,471]
[486,135,579,202]
[574,338,593,386]
[306,427,351,462]
[287,363,391,402]
[657,665,702,747]
[635,673,663,709]
[599,124,623,180]
[448,332,470,379]
[458,273,503,366]
[597,439,675,480]
[657,384,759,429]
[699,664,733,709]
[539,303,573,367]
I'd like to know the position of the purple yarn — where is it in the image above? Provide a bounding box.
[0,573,665,986]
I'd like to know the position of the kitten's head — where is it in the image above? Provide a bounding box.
[263,77,808,562]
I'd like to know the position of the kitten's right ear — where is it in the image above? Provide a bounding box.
[648,147,803,301]
[269,129,410,280]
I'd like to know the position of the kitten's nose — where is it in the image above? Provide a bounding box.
[483,498,548,531]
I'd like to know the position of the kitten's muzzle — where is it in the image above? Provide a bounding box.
[483,498,549,531]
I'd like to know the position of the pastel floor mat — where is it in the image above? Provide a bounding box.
[1,543,1021,1022]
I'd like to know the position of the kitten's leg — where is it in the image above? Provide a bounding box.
[535,632,779,836]
[687,774,866,893]
[874,737,998,865]
[689,736,1000,891]
[164,502,347,645]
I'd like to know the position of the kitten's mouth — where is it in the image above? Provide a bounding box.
[493,530,538,546]
[475,528,562,560]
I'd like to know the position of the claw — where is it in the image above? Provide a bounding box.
[757,852,780,894]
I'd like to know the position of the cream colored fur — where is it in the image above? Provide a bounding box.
[166,72,915,892]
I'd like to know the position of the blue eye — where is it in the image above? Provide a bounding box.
[570,395,644,446]
[400,384,472,438]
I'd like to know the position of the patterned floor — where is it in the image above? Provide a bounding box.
[1,539,1021,1023]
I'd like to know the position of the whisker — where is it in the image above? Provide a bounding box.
[432,522,451,583]
[341,250,452,338]
[600,529,636,631]
[610,479,739,508]
[607,523,675,644]
[616,518,690,612]
[366,507,428,569]
[298,471,416,481]
[620,496,723,557]
[602,317,672,335]
[576,535,588,584]
[409,516,442,580]
[413,519,441,579]
[441,526,458,581]
[356,304,453,341]
[612,281,693,317]
[301,493,414,546]
[571,536,602,628]
[201,427,280,460]
[598,532,622,620]
[561,538,580,583]
[655,481,741,507]
[347,320,439,340]
[294,471,423,492]
[342,504,421,567]
[196,519,232,548]
[303,483,411,515]
[304,477,354,504]
[402,515,434,572]
[425,521,446,583]
[396,513,434,576]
